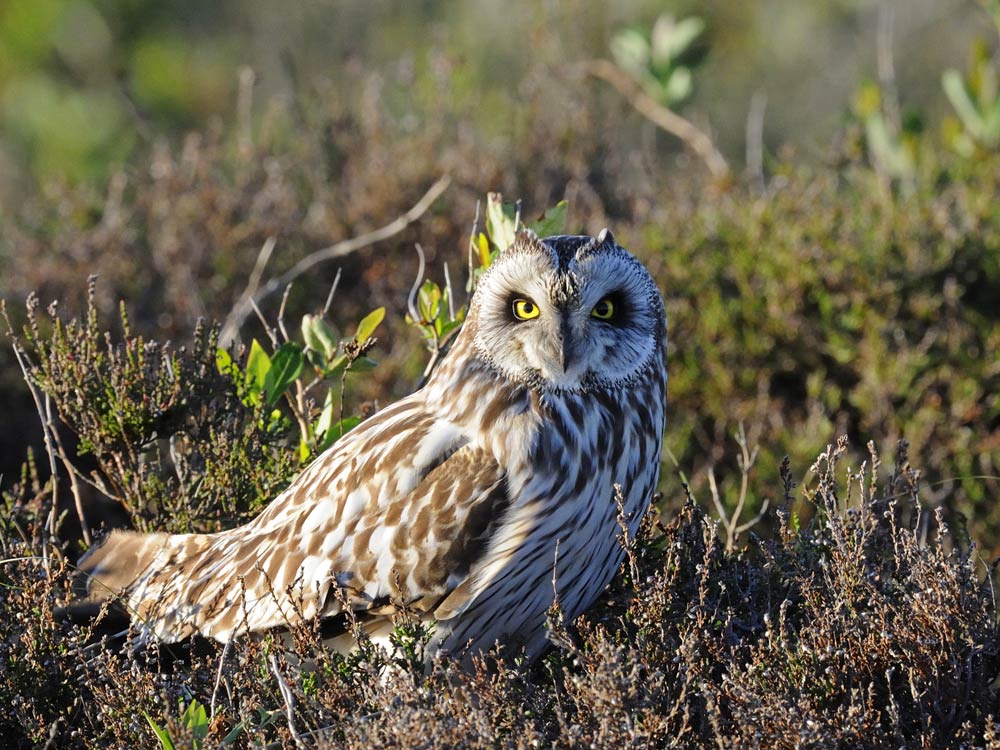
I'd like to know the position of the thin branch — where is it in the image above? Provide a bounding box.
[728,423,759,549]
[745,90,767,193]
[321,268,343,318]
[613,483,640,586]
[466,199,481,301]
[220,236,276,346]
[409,244,445,389]
[250,298,279,349]
[550,538,561,605]
[707,467,728,528]
[706,423,766,552]
[237,66,256,158]
[574,59,730,180]
[269,654,306,749]
[877,3,901,135]
[210,638,232,719]
[6,331,60,565]
[734,498,770,536]
[46,395,92,546]
[406,242,427,328]
[276,282,294,344]
[221,174,451,346]
[273,285,312,442]
[443,262,455,320]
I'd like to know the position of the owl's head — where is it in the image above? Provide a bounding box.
[467,229,666,392]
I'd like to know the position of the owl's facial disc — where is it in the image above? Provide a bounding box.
[470,231,664,391]
[504,289,584,384]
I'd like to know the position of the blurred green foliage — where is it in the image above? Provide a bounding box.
[610,14,706,108]
[0,0,988,191]
[851,79,923,182]
[0,0,235,183]
[651,156,1000,547]
[943,41,1000,153]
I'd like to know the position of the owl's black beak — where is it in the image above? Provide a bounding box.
[559,315,576,373]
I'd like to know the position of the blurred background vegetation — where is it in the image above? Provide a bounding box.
[0,0,986,192]
[2,0,999,551]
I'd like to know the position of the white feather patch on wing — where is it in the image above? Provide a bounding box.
[301,501,337,534]
[413,420,467,467]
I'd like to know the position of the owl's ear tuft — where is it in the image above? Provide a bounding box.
[509,228,544,254]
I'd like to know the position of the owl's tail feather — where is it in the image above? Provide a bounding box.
[68,527,328,643]
[77,529,173,601]
[71,528,301,643]
[56,530,174,641]
[64,529,217,642]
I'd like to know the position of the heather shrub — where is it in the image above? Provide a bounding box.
[4,280,999,746]
[652,156,1000,551]
[2,430,998,748]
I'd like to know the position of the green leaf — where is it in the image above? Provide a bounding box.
[438,317,465,338]
[852,80,882,119]
[219,721,246,748]
[864,116,911,178]
[609,27,650,77]
[323,353,349,379]
[263,342,304,407]
[301,314,339,359]
[313,390,335,445]
[943,69,985,139]
[348,356,378,373]
[305,347,326,371]
[180,698,209,741]
[334,415,362,438]
[418,280,442,324]
[528,200,568,238]
[144,713,176,750]
[486,192,518,254]
[476,232,492,268]
[663,67,693,106]
[316,414,362,452]
[354,307,385,342]
[652,15,704,66]
[246,339,271,394]
[215,347,236,377]
[265,408,285,432]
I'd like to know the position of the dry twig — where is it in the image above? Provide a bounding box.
[708,423,769,551]
[222,174,451,345]
[573,59,730,180]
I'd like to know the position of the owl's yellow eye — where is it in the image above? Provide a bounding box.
[591,298,616,320]
[512,298,540,320]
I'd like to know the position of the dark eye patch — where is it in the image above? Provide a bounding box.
[505,292,536,321]
[594,290,629,326]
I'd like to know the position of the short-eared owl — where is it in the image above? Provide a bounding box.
[80,229,668,663]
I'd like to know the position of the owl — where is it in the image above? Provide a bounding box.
[79,228,668,664]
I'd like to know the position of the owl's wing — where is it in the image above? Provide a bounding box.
[80,401,512,642]
[325,439,510,615]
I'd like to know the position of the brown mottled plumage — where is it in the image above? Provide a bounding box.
[79,229,668,663]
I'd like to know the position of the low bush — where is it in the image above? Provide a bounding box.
[652,155,1000,552]
[2,431,998,748]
